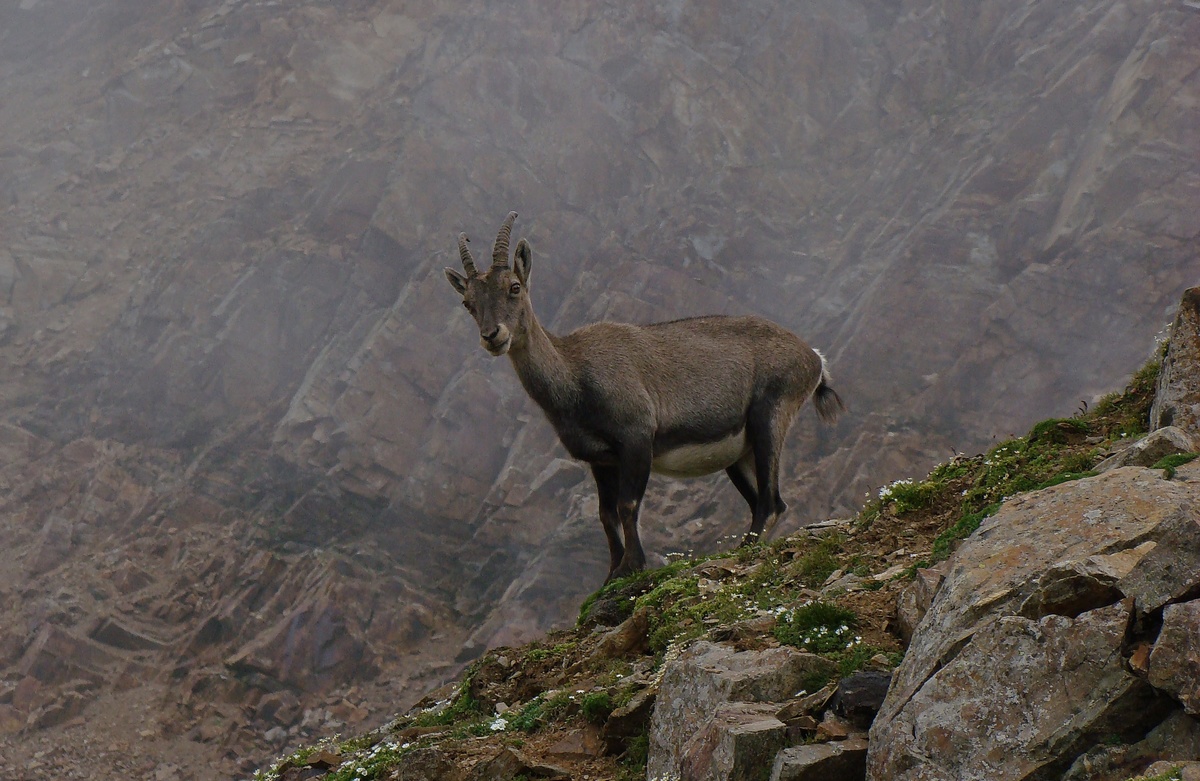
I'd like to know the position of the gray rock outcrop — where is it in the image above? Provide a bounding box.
[1152,287,1200,440]
[868,463,1200,781]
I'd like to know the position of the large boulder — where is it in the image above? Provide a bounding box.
[771,737,869,781]
[1148,599,1200,716]
[649,641,837,781]
[869,462,1200,781]
[679,702,791,781]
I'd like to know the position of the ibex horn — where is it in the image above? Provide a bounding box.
[458,233,478,277]
[492,211,518,268]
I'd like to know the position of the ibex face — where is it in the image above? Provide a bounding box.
[444,211,533,356]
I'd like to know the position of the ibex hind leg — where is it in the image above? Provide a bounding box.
[725,458,757,513]
[740,404,790,547]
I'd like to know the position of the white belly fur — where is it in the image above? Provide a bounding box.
[652,431,749,478]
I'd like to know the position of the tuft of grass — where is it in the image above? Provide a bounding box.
[616,733,649,781]
[581,691,613,725]
[884,479,940,514]
[1090,356,1160,439]
[498,691,573,734]
[774,602,858,653]
[791,533,844,586]
[525,641,578,664]
[410,684,481,728]
[1152,452,1197,479]
[931,503,998,561]
[837,645,904,677]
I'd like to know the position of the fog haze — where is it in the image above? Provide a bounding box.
[0,0,1196,777]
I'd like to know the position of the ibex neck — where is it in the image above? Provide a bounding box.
[508,315,576,413]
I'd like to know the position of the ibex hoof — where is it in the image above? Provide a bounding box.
[739,531,762,548]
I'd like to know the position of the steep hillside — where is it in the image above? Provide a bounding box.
[244,299,1200,781]
[0,0,1196,778]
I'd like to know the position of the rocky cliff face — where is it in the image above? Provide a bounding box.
[0,0,1196,777]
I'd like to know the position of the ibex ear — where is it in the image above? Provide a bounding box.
[513,239,532,285]
[444,267,468,296]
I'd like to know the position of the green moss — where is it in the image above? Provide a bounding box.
[1128,767,1183,781]
[1026,417,1090,444]
[931,503,999,561]
[1152,452,1198,479]
[577,558,699,627]
[524,641,578,664]
[410,678,482,728]
[1033,471,1097,490]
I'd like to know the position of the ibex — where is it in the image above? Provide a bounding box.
[445,212,844,583]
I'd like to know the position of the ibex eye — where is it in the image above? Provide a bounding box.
[509,282,522,295]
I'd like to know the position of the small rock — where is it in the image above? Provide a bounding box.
[586,606,650,662]
[816,711,856,741]
[894,566,945,643]
[469,747,570,781]
[776,683,837,724]
[872,563,907,582]
[468,748,526,781]
[1094,426,1197,472]
[832,671,892,729]
[1128,642,1153,675]
[821,573,865,594]
[866,654,893,671]
[602,686,656,753]
[546,726,605,759]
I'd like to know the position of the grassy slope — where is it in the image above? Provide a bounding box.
[251,355,1182,781]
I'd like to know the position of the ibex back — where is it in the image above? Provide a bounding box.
[445,212,844,583]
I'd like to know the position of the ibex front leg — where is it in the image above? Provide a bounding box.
[591,464,624,584]
[610,443,652,580]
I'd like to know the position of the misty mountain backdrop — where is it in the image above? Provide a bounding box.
[0,0,1196,778]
